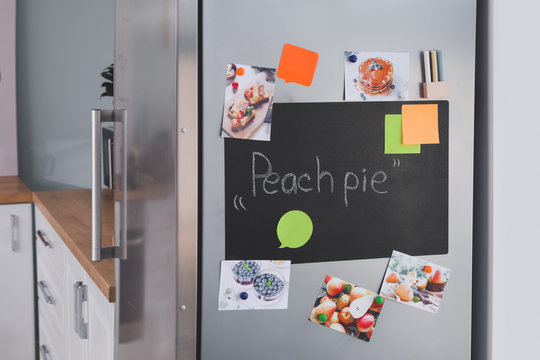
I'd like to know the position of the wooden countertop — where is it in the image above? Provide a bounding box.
[0,176,32,204]
[33,190,116,302]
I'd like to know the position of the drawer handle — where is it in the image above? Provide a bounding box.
[39,345,52,360]
[74,281,88,339]
[37,230,51,248]
[10,214,17,252]
[38,281,54,305]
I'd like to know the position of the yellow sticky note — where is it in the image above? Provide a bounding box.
[401,104,439,144]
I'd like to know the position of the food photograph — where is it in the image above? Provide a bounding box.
[308,276,385,342]
[380,250,451,313]
[344,51,409,101]
[221,63,275,141]
[217,260,291,310]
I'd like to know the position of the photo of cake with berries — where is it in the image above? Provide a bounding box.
[344,51,409,101]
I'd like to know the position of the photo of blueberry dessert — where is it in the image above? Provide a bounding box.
[232,260,261,285]
[344,51,409,102]
[253,271,285,301]
[218,260,291,310]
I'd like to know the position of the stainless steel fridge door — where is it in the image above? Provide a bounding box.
[112,0,196,359]
[200,0,476,359]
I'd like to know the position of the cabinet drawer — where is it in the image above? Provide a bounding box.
[35,208,66,279]
[37,262,65,329]
[39,307,66,360]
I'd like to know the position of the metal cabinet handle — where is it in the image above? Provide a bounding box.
[38,281,54,305]
[36,230,51,248]
[9,214,16,251]
[91,109,127,261]
[39,345,52,360]
[73,281,88,339]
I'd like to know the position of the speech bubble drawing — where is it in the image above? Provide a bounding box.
[276,43,319,86]
[276,210,313,248]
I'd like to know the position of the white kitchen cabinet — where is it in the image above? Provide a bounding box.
[35,207,114,360]
[87,274,115,360]
[0,203,35,360]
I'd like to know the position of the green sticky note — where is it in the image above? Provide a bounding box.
[384,114,421,154]
[276,210,313,249]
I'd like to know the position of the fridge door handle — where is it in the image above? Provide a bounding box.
[73,281,88,339]
[91,109,127,261]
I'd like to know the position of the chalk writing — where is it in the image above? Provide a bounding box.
[252,152,388,207]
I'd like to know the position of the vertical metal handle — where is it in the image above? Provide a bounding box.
[92,110,103,261]
[38,281,54,305]
[37,230,51,248]
[39,345,52,360]
[92,109,126,262]
[73,281,88,339]
[9,214,16,251]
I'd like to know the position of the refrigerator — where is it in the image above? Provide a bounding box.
[199,0,476,360]
[93,0,476,359]
[91,0,197,359]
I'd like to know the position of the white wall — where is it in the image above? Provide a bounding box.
[478,0,540,358]
[0,0,18,175]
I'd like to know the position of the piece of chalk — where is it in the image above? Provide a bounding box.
[423,51,431,82]
[430,50,438,82]
[436,50,445,81]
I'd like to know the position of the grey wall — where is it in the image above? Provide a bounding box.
[475,1,540,359]
[16,0,114,191]
[202,0,476,359]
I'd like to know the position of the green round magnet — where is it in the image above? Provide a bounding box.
[318,314,327,322]
[375,296,384,304]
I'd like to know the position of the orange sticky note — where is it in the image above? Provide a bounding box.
[401,104,439,144]
[276,43,319,86]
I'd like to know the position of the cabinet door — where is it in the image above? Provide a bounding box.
[87,276,115,360]
[64,250,88,359]
[0,203,34,360]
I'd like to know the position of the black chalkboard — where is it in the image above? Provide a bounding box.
[225,101,448,263]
